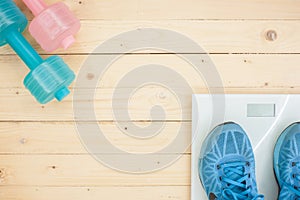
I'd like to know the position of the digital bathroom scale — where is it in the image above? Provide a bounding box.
[191,94,300,200]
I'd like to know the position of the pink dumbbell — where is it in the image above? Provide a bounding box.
[23,0,81,52]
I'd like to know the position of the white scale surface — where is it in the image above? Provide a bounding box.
[191,94,300,200]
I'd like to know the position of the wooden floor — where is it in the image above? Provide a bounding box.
[1,0,300,199]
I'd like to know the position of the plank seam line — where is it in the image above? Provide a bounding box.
[2,53,300,56]
[0,184,191,187]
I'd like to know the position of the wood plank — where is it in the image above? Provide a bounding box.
[0,122,191,154]
[1,21,300,54]
[15,0,300,20]
[0,54,299,121]
[1,54,300,89]
[0,186,190,200]
[0,87,299,121]
[0,155,190,186]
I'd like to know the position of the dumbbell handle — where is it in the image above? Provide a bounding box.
[6,29,43,70]
[23,0,47,16]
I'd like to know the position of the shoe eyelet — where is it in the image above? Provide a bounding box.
[293,174,296,178]
[216,165,221,170]
[219,176,222,181]
[292,162,296,167]
[246,162,250,167]
[248,174,251,178]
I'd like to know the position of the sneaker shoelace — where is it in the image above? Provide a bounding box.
[218,161,264,200]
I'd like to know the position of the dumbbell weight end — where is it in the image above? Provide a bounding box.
[55,86,71,101]
[62,35,76,50]
[22,0,80,52]
[24,55,75,104]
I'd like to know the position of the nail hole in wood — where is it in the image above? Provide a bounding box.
[265,30,277,41]
[87,73,95,80]
[20,138,27,144]
[159,92,166,99]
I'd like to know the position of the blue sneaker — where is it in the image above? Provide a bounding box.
[274,122,300,199]
[198,122,264,200]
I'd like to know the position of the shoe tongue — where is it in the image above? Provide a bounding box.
[219,155,246,164]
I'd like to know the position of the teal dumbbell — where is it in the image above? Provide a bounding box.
[0,0,75,104]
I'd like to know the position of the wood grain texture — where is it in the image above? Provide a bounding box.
[1,54,300,89]
[15,0,300,20]
[1,21,300,54]
[0,155,190,186]
[0,122,191,154]
[0,186,189,200]
[0,88,300,121]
